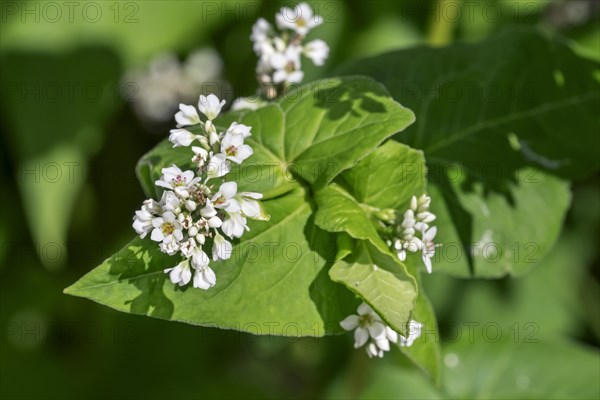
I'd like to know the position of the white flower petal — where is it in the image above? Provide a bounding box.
[354,327,369,348]
[339,315,359,331]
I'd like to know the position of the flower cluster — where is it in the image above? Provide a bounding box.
[390,194,438,274]
[340,302,423,358]
[250,2,329,99]
[132,94,269,289]
[122,49,228,125]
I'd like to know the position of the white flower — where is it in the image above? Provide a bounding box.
[165,258,193,286]
[366,342,384,358]
[160,240,180,256]
[159,190,181,213]
[400,320,423,347]
[236,192,269,220]
[211,182,241,212]
[213,233,232,261]
[250,18,272,52]
[226,122,252,138]
[190,248,216,290]
[340,302,407,358]
[155,165,200,199]
[169,128,196,147]
[271,45,303,84]
[175,103,200,127]
[198,94,226,121]
[190,146,208,169]
[179,238,197,258]
[231,97,265,111]
[340,303,387,349]
[303,39,329,66]
[132,199,161,238]
[275,2,323,36]
[273,67,304,84]
[206,153,231,179]
[421,226,437,274]
[150,211,183,244]
[221,131,254,164]
[222,212,248,239]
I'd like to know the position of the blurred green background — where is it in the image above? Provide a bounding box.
[1,0,599,398]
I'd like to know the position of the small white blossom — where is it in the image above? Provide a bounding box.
[341,303,422,358]
[275,2,323,36]
[213,232,232,261]
[400,320,423,347]
[226,122,252,138]
[132,199,161,238]
[198,94,226,121]
[206,153,231,179]
[340,303,387,349]
[165,258,193,286]
[191,146,209,168]
[222,212,248,239]
[250,18,272,52]
[421,227,437,274]
[191,248,216,290]
[155,165,201,199]
[175,103,200,127]
[160,190,181,213]
[236,191,269,220]
[221,131,253,164]
[231,97,265,111]
[211,182,241,213]
[303,39,329,66]
[169,128,196,147]
[150,211,183,244]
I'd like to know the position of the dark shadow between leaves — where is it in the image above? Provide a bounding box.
[107,240,175,319]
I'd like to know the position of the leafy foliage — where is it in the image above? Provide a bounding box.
[337,28,599,277]
[66,76,417,336]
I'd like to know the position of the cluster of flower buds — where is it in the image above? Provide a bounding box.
[340,302,423,358]
[250,2,329,99]
[132,94,269,290]
[390,194,438,273]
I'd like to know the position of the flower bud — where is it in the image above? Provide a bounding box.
[185,200,197,212]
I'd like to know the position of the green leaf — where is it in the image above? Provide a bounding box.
[332,339,600,400]
[65,189,355,336]
[338,28,589,277]
[442,339,600,399]
[444,167,570,277]
[315,183,390,253]
[277,77,415,187]
[338,28,600,180]
[329,240,417,337]
[339,140,427,211]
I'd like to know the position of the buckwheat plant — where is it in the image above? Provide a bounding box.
[250,2,329,99]
[132,94,269,290]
